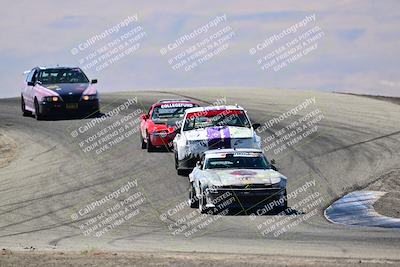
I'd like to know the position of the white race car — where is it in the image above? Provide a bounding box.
[188,149,287,213]
[173,105,261,175]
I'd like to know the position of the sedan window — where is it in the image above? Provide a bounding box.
[38,68,89,84]
[205,155,270,170]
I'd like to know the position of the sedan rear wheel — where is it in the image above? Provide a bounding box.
[21,96,30,117]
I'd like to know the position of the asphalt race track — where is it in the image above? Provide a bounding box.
[1,88,400,262]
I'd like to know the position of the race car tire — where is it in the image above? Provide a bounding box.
[146,134,156,152]
[281,189,288,211]
[21,96,31,117]
[198,186,209,214]
[140,133,146,149]
[34,98,44,121]
[177,167,186,176]
[189,183,199,208]
[174,152,178,169]
[91,110,101,118]
[176,164,186,176]
[175,152,187,175]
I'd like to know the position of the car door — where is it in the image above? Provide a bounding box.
[24,69,36,110]
[197,155,206,178]
[141,106,152,138]
[173,113,186,156]
[191,154,205,195]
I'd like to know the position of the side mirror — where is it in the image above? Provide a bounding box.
[27,81,35,86]
[196,161,201,168]
[91,79,98,84]
[141,114,149,121]
[270,159,278,171]
[252,123,261,130]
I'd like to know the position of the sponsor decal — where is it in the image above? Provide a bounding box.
[160,103,194,108]
[206,127,231,148]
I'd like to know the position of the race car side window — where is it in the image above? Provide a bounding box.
[26,69,36,83]
[32,70,38,83]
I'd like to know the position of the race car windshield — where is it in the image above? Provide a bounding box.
[152,106,192,119]
[37,68,89,84]
[205,155,270,170]
[183,110,250,130]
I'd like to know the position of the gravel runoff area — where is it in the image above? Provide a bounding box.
[367,169,400,219]
[1,250,400,267]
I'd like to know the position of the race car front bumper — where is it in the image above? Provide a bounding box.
[204,187,287,210]
[39,99,100,115]
[150,132,176,147]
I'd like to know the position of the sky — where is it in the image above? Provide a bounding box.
[0,0,399,98]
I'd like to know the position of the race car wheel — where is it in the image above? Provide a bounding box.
[189,183,199,208]
[21,96,30,117]
[140,133,146,149]
[175,152,185,175]
[281,189,288,211]
[146,134,156,152]
[91,109,101,117]
[198,186,209,214]
[34,98,43,121]
[174,152,178,169]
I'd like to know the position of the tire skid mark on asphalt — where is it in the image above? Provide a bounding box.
[0,95,176,241]
[0,203,80,237]
[48,233,80,247]
[325,191,400,228]
[309,130,400,159]
[28,145,57,161]
[0,171,131,209]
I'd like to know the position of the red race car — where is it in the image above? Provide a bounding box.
[140,99,199,152]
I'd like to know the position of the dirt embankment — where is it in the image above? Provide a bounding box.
[0,251,399,267]
[367,169,400,218]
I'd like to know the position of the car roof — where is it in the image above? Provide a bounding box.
[24,66,83,75]
[157,99,192,103]
[36,66,81,70]
[204,148,263,155]
[153,101,198,108]
[185,105,244,114]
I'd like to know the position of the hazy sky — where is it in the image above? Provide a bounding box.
[1,0,399,98]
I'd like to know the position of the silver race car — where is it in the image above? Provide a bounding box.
[173,105,261,175]
[188,148,288,213]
